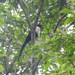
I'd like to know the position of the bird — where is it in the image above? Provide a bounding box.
[18,24,42,59]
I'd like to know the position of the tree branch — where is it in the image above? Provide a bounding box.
[31,0,44,46]
[17,61,31,74]
[34,56,42,71]
[6,56,18,75]
[30,1,44,74]
[53,14,67,33]
[34,0,44,29]
[17,56,42,74]
[17,0,31,28]
[63,21,75,31]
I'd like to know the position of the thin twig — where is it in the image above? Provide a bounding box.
[18,0,31,28]
[53,14,67,33]
[18,61,31,74]
[17,56,42,74]
[63,21,75,31]
[34,55,42,71]
[34,0,44,29]
[6,56,18,75]
[68,59,75,68]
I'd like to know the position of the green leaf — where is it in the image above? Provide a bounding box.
[0,47,6,57]
[64,17,75,25]
[60,9,72,14]
[0,18,5,26]
[0,47,4,53]
[22,0,30,10]
[0,65,4,72]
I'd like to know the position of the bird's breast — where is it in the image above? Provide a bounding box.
[35,27,41,35]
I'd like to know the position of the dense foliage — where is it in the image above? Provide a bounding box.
[0,0,75,75]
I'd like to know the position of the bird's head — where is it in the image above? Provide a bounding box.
[37,24,42,28]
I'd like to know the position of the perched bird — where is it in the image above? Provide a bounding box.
[18,24,42,59]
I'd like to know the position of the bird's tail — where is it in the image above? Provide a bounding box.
[18,40,27,60]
